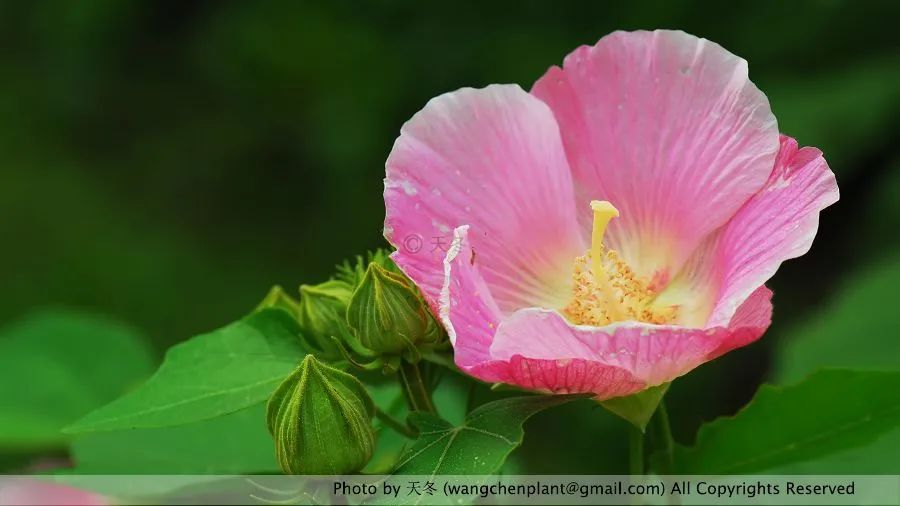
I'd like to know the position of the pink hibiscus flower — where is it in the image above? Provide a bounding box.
[383,30,838,400]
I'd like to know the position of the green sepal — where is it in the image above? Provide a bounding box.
[255,285,302,319]
[600,383,670,431]
[297,279,355,360]
[266,355,375,475]
[335,248,402,287]
[330,336,383,372]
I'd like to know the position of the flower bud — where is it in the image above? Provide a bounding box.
[256,285,302,317]
[346,263,437,355]
[335,248,401,287]
[297,280,354,359]
[266,355,375,474]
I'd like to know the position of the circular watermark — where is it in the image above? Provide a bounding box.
[402,233,423,254]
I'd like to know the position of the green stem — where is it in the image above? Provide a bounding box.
[628,424,644,475]
[374,406,417,438]
[398,359,435,414]
[651,401,675,475]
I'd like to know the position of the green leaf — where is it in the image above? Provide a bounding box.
[773,259,900,383]
[430,372,471,427]
[363,381,409,474]
[393,394,585,475]
[762,428,900,474]
[0,310,155,450]
[70,404,278,474]
[600,383,669,431]
[674,369,900,474]
[66,309,305,433]
[769,259,900,473]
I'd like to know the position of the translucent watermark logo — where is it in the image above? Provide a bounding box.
[15,474,897,505]
[401,233,457,254]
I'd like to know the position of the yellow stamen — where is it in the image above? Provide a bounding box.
[562,200,678,327]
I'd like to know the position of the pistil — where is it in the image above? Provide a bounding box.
[589,200,626,321]
[562,200,677,327]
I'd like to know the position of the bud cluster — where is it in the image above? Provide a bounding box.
[258,249,449,475]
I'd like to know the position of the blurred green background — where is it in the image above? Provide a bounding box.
[1,0,898,473]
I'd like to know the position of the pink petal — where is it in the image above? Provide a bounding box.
[437,226,503,368]
[467,357,645,398]
[440,226,772,399]
[662,135,839,328]
[531,30,779,284]
[438,227,643,397]
[707,136,839,326]
[706,285,775,360]
[385,85,585,314]
[490,290,770,390]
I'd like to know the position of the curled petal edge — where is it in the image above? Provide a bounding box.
[438,225,772,400]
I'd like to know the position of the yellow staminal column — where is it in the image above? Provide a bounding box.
[589,200,625,320]
[564,201,677,327]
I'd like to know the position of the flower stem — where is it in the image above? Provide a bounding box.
[398,359,435,414]
[651,401,675,475]
[628,424,644,475]
[374,406,417,438]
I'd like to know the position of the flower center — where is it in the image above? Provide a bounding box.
[562,200,678,326]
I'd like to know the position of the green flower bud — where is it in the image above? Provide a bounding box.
[335,248,401,287]
[297,280,354,359]
[266,355,375,475]
[256,285,302,317]
[346,263,436,355]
